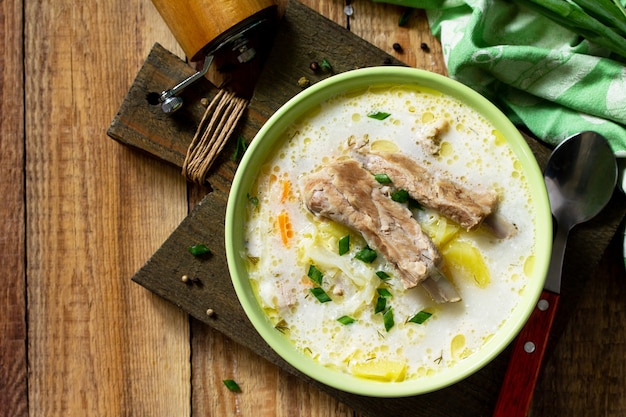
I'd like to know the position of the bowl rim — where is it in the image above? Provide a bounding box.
[225,66,552,397]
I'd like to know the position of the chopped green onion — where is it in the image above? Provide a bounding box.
[373,173,392,184]
[338,235,350,255]
[398,8,412,27]
[377,288,393,298]
[408,310,433,325]
[354,246,377,263]
[231,135,248,161]
[223,379,241,392]
[307,264,323,286]
[376,271,391,281]
[368,111,391,120]
[374,296,387,314]
[310,287,332,303]
[337,315,356,325]
[247,193,259,207]
[188,244,210,256]
[391,189,410,203]
[383,308,395,332]
[320,58,333,73]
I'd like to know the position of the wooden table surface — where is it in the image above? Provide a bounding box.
[2,0,625,416]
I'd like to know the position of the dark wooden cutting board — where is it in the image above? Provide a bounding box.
[107,1,626,415]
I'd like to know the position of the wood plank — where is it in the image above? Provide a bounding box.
[108,7,406,172]
[0,0,27,416]
[24,1,191,416]
[111,1,626,416]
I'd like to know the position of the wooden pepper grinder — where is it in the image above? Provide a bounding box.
[151,0,279,113]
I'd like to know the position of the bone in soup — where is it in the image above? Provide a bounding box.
[242,84,537,382]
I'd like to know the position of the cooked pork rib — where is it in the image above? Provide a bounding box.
[353,148,498,231]
[301,160,461,303]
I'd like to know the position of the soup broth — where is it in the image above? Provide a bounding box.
[242,84,537,382]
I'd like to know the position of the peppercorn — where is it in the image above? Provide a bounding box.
[309,61,319,72]
[392,42,403,53]
[420,42,430,52]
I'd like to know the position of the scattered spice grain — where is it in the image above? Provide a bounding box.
[298,76,311,88]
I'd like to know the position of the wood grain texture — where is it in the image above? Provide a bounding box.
[24,1,191,416]
[8,0,626,416]
[117,2,626,416]
[0,0,27,416]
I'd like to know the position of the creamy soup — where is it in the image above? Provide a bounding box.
[242,84,537,382]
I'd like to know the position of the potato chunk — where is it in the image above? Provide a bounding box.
[441,239,490,288]
[351,359,407,382]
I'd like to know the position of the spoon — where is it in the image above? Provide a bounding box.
[543,131,618,292]
[494,131,617,417]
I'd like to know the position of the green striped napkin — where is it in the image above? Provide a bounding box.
[373,0,626,151]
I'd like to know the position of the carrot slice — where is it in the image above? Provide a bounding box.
[277,211,293,247]
[280,179,291,203]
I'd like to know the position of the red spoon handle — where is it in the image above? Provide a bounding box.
[493,290,560,417]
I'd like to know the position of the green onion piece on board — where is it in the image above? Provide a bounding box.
[398,9,412,27]
[231,135,247,161]
[188,244,210,256]
[223,379,241,392]
[320,58,333,73]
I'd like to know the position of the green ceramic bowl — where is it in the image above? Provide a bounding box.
[225,67,552,397]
